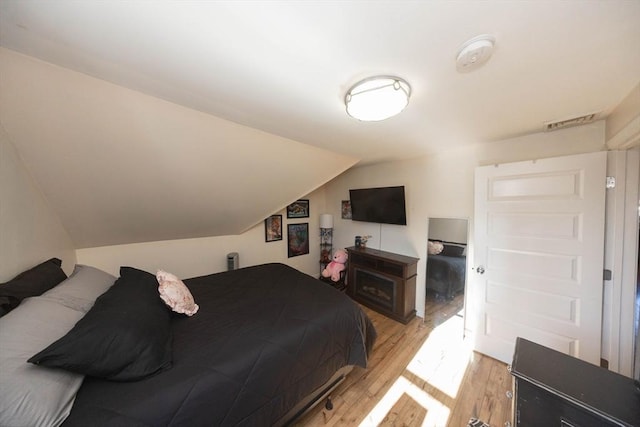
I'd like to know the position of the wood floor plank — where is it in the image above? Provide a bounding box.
[378,393,427,427]
[447,353,493,427]
[295,303,513,426]
[479,362,513,426]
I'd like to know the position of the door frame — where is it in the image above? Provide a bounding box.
[604,149,639,376]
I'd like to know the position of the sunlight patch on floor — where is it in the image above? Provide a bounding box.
[359,314,474,426]
[357,376,450,427]
[406,313,472,398]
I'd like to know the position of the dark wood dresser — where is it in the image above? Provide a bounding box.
[345,246,419,324]
[511,337,640,427]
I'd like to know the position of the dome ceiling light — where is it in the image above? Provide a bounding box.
[345,76,411,121]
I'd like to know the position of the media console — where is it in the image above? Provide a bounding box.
[346,246,419,324]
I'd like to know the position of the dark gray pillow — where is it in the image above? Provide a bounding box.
[29,267,172,381]
[0,258,67,317]
[441,243,466,257]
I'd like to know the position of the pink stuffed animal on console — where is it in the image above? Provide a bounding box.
[321,248,348,282]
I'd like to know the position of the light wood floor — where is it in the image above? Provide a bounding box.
[295,299,514,427]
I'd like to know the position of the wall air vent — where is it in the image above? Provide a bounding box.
[545,113,598,132]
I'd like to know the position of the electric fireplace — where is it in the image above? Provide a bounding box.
[354,268,396,311]
[346,247,419,324]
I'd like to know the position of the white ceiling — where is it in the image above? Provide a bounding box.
[3,1,639,163]
[1,1,639,248]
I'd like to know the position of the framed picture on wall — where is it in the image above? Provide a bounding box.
[341,200,352,219]
[286,199,309,218]
[287,223,309,257]
[264,215,282,242]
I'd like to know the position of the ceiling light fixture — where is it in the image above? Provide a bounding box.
[345,76,411,121]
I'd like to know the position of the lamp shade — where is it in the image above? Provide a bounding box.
[345,76,411,121]
[319,214,334,229]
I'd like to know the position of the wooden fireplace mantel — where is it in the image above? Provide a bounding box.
[346,246,419,324]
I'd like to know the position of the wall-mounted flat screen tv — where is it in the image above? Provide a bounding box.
[349,186,407,225]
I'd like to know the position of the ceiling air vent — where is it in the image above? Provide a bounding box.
[545,113,598,132]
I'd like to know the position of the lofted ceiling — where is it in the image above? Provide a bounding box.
[1,1,639,248]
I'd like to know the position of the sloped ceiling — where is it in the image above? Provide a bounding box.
[0,1,639,248]
[0,49,357,248]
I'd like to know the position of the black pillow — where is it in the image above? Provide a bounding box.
[29,266,172,381]
[0,258,67,316]
[440,243,466,257]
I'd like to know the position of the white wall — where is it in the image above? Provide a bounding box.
[0,128,76,280]
[0,115,607,294]
[77,188,327,279]
[323,121,607,325]
[1,105,622,363]
[428,218,468,244]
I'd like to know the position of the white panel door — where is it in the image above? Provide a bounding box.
[473,151,606,365]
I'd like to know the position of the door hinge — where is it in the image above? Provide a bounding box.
[604,269,612,281]
[606,176,616,189]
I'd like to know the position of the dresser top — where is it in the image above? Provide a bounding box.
[346,246,419,264]
[511,337,640,426]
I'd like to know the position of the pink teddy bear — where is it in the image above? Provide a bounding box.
[321,248,348,282]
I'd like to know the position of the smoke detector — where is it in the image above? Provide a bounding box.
[456,34,495,72]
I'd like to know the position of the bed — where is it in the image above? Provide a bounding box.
[426,241,467,300]
[0,261,376,427]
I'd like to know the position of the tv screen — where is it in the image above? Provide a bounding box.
[349,186,407,225]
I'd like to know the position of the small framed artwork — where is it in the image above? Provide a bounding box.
[341,200,352,219]
[287,199,309,218]
[287,223,309,257]
[264,215,282,242]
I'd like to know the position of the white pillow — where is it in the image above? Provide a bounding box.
[427,240,444,255]
[0,297,85,427]
[156,270,199,316]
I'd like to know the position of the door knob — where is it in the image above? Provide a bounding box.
[476,266,485,275]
